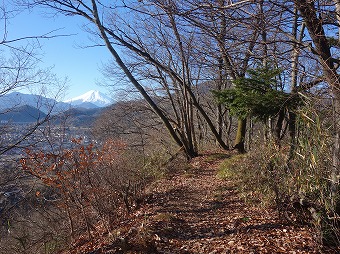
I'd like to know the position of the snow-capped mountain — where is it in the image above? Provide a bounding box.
[64,90,113,108]
[0,90,113,124]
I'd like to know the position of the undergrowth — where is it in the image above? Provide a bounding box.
[218,105,339,248]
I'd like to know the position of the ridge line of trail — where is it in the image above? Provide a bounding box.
[138,154,320,254]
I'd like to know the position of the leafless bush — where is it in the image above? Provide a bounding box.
[0,137,168,253]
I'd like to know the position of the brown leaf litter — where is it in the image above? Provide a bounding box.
[75,152,338,254]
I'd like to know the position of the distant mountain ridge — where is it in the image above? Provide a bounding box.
[0,90,113,112]
[0,92,70,114]
[0,105,47,123]
[0,90,113,124]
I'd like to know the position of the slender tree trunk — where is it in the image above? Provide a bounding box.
[332,92,340,208]
[334,0,340,44]
[247,118,253,151]
[217,57,224,143]
[258,0,268,68]
[275,108,285,144]
[332,1,340,197]
[234,118,247,153]
[289,5,305,159]
[288,111,297,160]
[291,6,300,91]
[65,198,75,240]
[168,9,198,157]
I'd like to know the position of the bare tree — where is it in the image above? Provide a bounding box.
[23,0,336,156]
[22,0,241,158]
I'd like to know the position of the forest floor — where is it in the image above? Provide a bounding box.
[81,152,337,254]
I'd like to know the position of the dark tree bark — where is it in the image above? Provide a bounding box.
[234,118,247,153]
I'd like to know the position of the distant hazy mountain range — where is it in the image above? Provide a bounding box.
[0,105,47,123]
[0,92,68,114]
[0,90,113,124]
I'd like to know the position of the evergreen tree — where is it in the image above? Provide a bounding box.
[214,66,301,146]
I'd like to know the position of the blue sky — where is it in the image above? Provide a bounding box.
[7,5,112,100]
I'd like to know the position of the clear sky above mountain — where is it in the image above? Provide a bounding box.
[7,4,112,100]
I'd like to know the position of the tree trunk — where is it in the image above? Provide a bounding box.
[234,118,247,153]
[332,1,340,202]
[289,5,304,159]
[334,0,340,44]
[332,92,340,207]
[288,110,297,161]
[275,108,285,144]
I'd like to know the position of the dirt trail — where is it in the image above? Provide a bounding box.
[99,153,325,253]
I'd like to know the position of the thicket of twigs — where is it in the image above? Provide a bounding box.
[0,138,171,253]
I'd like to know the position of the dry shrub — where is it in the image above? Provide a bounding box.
[0,134,182,253]
[8,138,157,252]
[0,207,69,254]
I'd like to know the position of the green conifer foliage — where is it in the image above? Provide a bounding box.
[214,67,300,122]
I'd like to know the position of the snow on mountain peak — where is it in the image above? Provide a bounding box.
[64,90,113,107]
